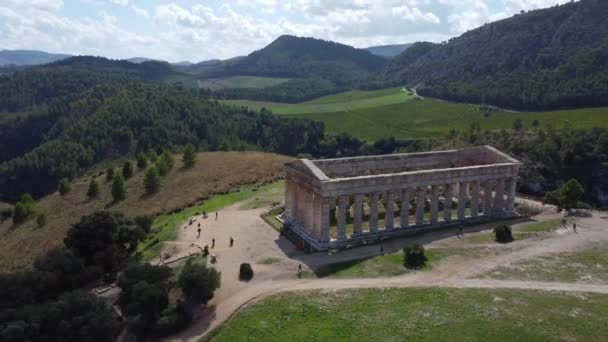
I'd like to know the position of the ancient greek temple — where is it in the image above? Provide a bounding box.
[283,145,521,251]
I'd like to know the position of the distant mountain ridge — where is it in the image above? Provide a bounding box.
[365,43,413,58]
[0,49,70,66]
[380,0,608,110]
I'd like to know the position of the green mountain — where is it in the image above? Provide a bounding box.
[0,61,329,201]
[365,43,413,58]
[0,49,70,66]
[381,0,608,110]
[219,35,386,84]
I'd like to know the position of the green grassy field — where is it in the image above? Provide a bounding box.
[466,219,562,244]
[222,87,413,115]
[198,76,290,90]
[483,244,608,283]
[137,180,284,261]
[221,87,608,141]
[316,247,489,278]
[209,288,608,341]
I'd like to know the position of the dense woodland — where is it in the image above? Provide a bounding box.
[380,0,608,110]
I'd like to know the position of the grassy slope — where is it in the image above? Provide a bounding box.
[221,87,413,115]
[484,244,608,283]
[0,151,291,273]
[316,247,489,278]
[198,76,290,90]
[223,88,608,141]
[210,288,608,341]
[138,180,285,261]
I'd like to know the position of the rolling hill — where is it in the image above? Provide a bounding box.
[365,43,413,58]
[0,49,70,66]
[380,0,608,110]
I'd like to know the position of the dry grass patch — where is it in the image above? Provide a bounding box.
[0,151,291,272]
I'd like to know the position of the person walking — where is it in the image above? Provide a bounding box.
[459,226,464,237]
[298,264,303,278]
[197,227,201,239]
[216,211,218,220]
[212,238,215,248]
[573,222,577,234]
[380,245,384,256]
[229,237,234,247]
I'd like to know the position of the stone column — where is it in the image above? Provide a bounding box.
[470,180,480,218]
[400,188,411,229]
[337,196,349,241]
[494,178,505,214]
[319,197,331,243]
[444,184,453,222]
[284,179,294,221]
[458,181,468,220]
[385,191,395,230]
[483,180,493,216]
[312,194,321,239]
[369,192,379,233]
[353,194,363,235]
[430,185,439,224]
[306,191,315,235]
[415,186,426,225]
[506,178,517,214]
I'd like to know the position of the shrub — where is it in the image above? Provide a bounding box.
[403,244,427,269]
[36,213,47,227]
[134,215,154,233]
[106,167,115,182]
[136,153,148,170]
[112,174,126,202]
[144,167,161,194]
[178,259,221,304]
[58,178,71,196]
[0,207,13,221]
[87,179,100,198]
[123,160,134,179]
[182,144,196,168]
[12,194,36,224]
[494,224,513,243]
[239,263,254,281]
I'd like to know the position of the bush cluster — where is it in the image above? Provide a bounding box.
[403,244,427,269]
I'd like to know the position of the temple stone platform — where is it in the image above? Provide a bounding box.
[283,145,521,251]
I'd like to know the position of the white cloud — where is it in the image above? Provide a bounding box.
[109,0,128,6]
[0,0,578,62]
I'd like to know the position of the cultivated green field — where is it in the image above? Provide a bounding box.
[222,88,608,141]
[222,87,413,115]
[198,76,290,90]
[210,288,608,341]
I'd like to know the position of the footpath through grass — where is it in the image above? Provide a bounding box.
[138,181,283,261]
[210,287,608,341]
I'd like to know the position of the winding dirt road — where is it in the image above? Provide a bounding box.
[167,200,608,342]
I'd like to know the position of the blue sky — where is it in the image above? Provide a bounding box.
[0,0,572,62]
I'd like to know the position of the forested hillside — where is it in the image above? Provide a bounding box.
[0,61,365,201]
[206,35,387,102]
[381,0,608,110]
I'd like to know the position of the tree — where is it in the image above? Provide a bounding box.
[147,148,158,163]
[112,173,126,202]
[161,150,174,171]
[59,178,71,196]
[123,160,134,179]
[64,211,143,270]
[156,158,169,176]
[559,179,584,210]
[182,144,196,168]
[106,167,115,182]
[403,244,427,269]
[87,179,100,198]
[144,167,161,194]
[12,193,36,224]
[178,259,221,304]
[36,212,47,227]
[136,153,148,170]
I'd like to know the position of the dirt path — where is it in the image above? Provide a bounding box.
[168,199,608,341]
